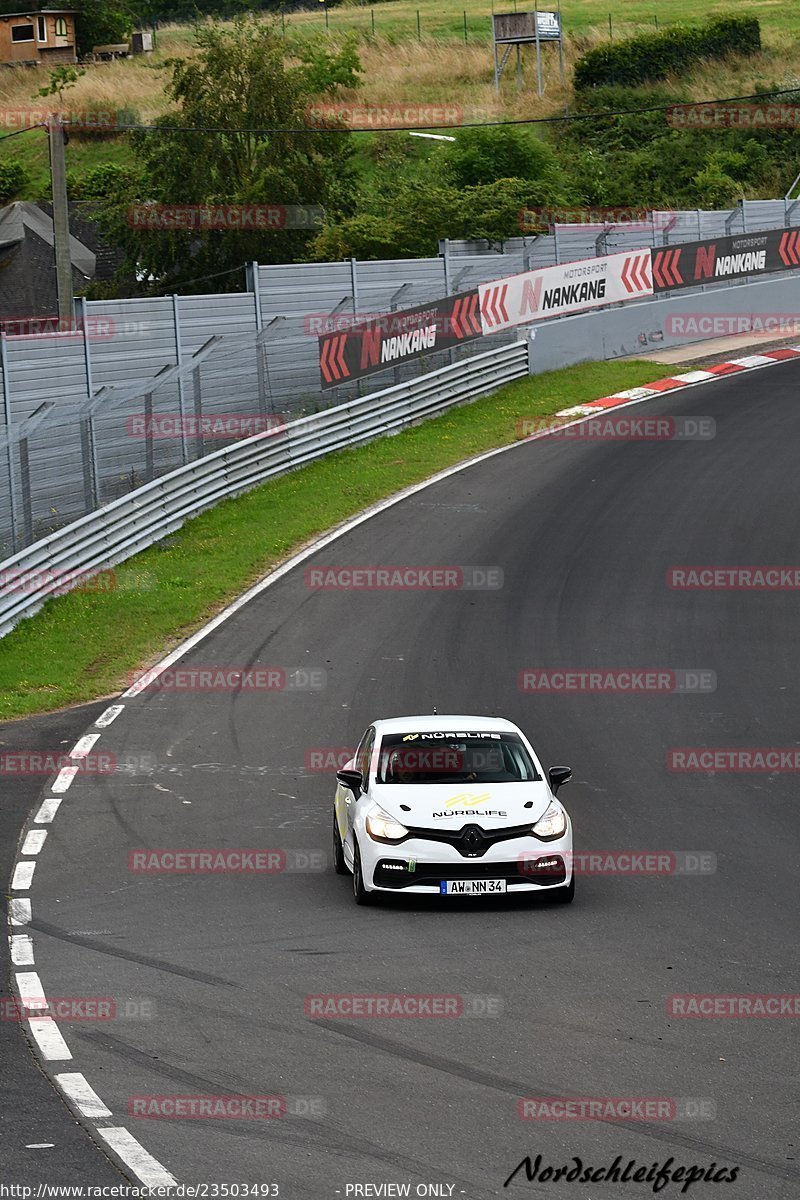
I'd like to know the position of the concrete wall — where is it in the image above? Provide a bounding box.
[525,273,800,375]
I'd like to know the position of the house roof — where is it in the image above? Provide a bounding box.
[0,10,78,18]
[0,201,94,278]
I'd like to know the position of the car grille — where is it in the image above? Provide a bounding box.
[374,856,567,890]
[405,822,533,858]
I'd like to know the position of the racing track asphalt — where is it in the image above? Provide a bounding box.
[7,361,800,1198]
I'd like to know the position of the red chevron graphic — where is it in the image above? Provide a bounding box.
[667,248,683,285]
[451,296,465,339]
[466,292,481,334]
[482,283,510,328]
[334,333,349,378]
[779,229,800,266]
[319,337,336,383]
[652,248,683,289]
[622,253,650,293]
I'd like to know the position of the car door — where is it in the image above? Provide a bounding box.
[338,726,374,864]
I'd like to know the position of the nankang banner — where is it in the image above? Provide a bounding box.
[478,249,653,334]
[318,289,482,389]
[651,227,800,291]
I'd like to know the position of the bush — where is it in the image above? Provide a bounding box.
[574,15,760,90]
[0,159,29,203]
[440,125,565,191]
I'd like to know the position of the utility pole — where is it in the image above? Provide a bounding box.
[48,114,74,323]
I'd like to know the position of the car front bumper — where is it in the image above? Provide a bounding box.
[361,831,573,894]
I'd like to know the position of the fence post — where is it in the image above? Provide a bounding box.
[0,332,18,554]
[18,434,33,547]
[144,392,154,481]
[441,239,455,368]
[172,295,189,465]
[76,296,100,512]
[350,257,360,316]
[247,261,269,418]
[193,366,204,459]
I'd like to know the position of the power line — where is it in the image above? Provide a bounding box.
[72,87,800,135]
[0,123,46,140]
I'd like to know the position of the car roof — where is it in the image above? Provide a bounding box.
[370,715,521,736]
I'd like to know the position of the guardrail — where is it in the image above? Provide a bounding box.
[0,339,527,636]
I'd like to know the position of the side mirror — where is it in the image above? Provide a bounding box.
[336,768,363,793]
[548,765,572,794]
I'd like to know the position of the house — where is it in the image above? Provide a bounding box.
[0,9,77,66]
[0,201,124,319]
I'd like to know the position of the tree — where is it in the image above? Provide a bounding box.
[91,17,358,291]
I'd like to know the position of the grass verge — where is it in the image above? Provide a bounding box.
[0,357,673,719]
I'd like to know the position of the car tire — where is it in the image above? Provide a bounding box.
[333,811,348,875]
[352,839,374,906]
[545,875,575,904]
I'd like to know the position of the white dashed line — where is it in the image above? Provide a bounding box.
[28,1016,72,1061]
[52,766,79,793]
[21,830,47,855]
[34,798,62,823]
[16,970,47,1012]
[9,898,31,925]
[97,1128,177,1187]
[11,861,36,889]
[10,934,34,966]
[69,734,101,759]
[95,704,125,728]
[54,1072,113,1119]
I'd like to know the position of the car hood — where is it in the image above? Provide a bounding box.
[369,781,555,830]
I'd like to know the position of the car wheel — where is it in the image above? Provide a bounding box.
[332,811,348,875]
[544,875,575,904]
[352,838,374,906]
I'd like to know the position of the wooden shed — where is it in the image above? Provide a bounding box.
[0,9,77,66]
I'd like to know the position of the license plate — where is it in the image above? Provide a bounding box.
[440,879,507,895]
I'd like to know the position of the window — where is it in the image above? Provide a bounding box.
[37,15,47,42]
[54,17,67,37]
[11,24,35,43]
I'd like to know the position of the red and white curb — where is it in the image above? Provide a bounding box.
[554,347,800,418]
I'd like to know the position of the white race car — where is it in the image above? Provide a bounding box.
[332,715,574,905]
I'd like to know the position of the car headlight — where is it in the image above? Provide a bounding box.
[531,801,567,840]
[366,806,409,843]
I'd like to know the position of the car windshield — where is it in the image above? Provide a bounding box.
[377,732,540,784]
